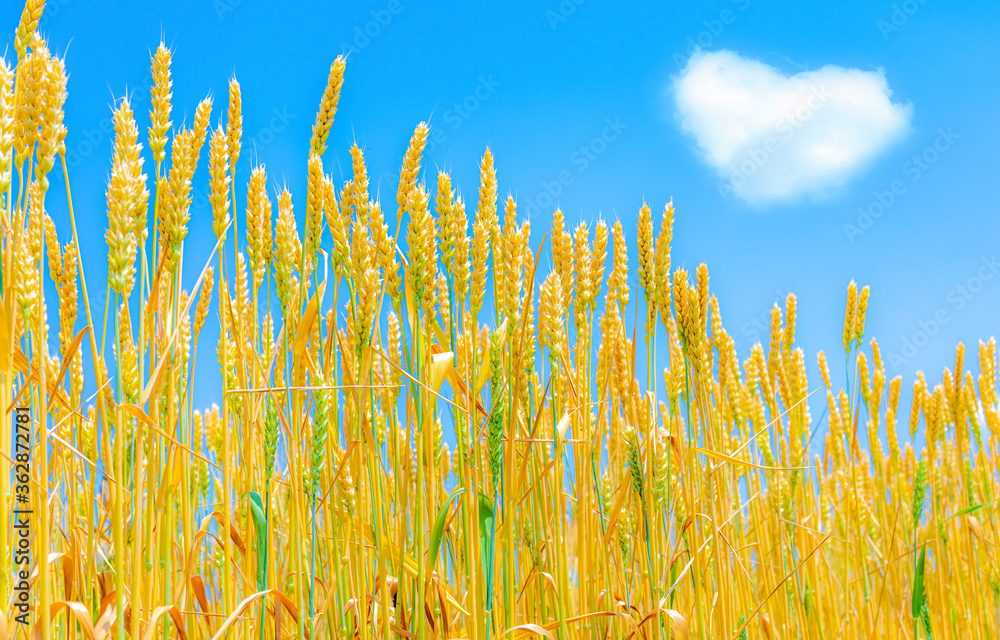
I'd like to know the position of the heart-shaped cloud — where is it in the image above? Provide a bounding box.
[673,50,913,205]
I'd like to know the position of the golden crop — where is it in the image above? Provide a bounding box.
[1,2,998,640]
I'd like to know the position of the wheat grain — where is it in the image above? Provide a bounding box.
[610,220,629,311]
[245,166,269,287]
[35,53,66,190]
[310,57,346,156]
[396,121,428,213]
[274,188,299,310]
[471,218,489,319]
[855,284,870,347]
[0,58,14,196]
[655,201,674,327]
[843,280,858,352]
[209,126,231,240]
[14,0,45,60]
[105,99,144,296]
[148,43,173,165]
[13,40,47,167]
[306,153,325,256]
[476,148,498,248]
[637,202,655,319]
[227,77,242,166]
[192,97,213,154]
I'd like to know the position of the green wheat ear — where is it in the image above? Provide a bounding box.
[487,327,505,489]
[624,423,644,501]
[912,457,927,527]
[487,395,505,491]
[263,398,279,482]
[309,379,330,495]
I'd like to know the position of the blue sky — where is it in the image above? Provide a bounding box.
[4,0,999,434]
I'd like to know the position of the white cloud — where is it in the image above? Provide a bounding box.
[672,50,913,205]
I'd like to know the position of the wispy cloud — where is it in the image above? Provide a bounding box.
[673,50,913,205]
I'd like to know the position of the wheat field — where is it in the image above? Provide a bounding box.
[1,1,999,639]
